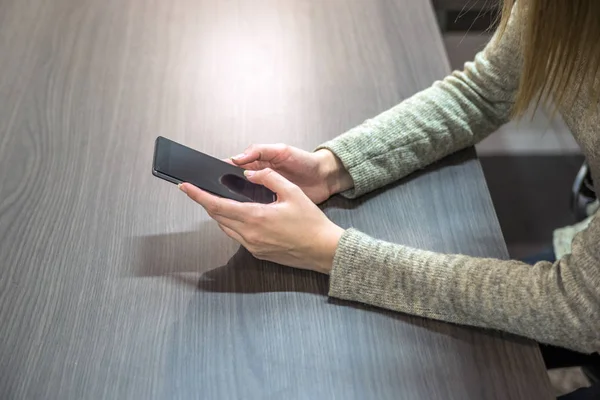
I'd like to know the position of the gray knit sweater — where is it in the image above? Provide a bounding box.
[318,6,600,353]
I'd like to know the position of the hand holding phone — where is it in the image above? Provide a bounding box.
[230,143,353,204]
[179,168,344,274]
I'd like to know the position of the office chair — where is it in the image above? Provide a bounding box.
[571,162,596,221]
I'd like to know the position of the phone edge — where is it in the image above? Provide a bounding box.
[152,137,181,185]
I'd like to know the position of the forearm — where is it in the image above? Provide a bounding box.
[316,6,522,199]
[317,65,515,198]
[329,226,600,353]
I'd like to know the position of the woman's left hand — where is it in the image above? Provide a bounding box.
[179,168,344,274]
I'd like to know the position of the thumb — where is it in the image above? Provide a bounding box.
[244,168,298,198]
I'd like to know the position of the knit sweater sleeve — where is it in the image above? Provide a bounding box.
[328,215,600,353]
[316,7,521,198]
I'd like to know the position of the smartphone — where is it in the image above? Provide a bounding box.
[152,136,276,204]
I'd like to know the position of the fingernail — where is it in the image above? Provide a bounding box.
[178,183,187,193]
[231,153,246,160]
[244,170,255,178]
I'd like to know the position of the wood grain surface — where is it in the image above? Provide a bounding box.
[0,0,551,398]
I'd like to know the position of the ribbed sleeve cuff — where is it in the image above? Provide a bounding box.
[328,228,420,305]
[315,135,373,199]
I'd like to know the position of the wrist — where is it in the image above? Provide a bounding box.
[315,149,353,196]
[313,224,344,275]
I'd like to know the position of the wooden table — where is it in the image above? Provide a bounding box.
[0,0,552,398]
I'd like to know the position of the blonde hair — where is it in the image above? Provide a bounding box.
[498,0,600,116]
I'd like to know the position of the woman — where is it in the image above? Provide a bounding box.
[180,0,599,392]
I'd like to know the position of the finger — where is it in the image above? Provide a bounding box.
[217,223,247,245]
[208,212,243,231]
[223,156,267,170]
[230,143,288,165]
[179,183,248,221]
[232,160,272,171]
[244,168,299,199]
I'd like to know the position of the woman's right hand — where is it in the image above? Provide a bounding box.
[230,144,353,204]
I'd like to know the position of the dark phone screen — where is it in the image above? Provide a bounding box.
[153,137,276,204]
